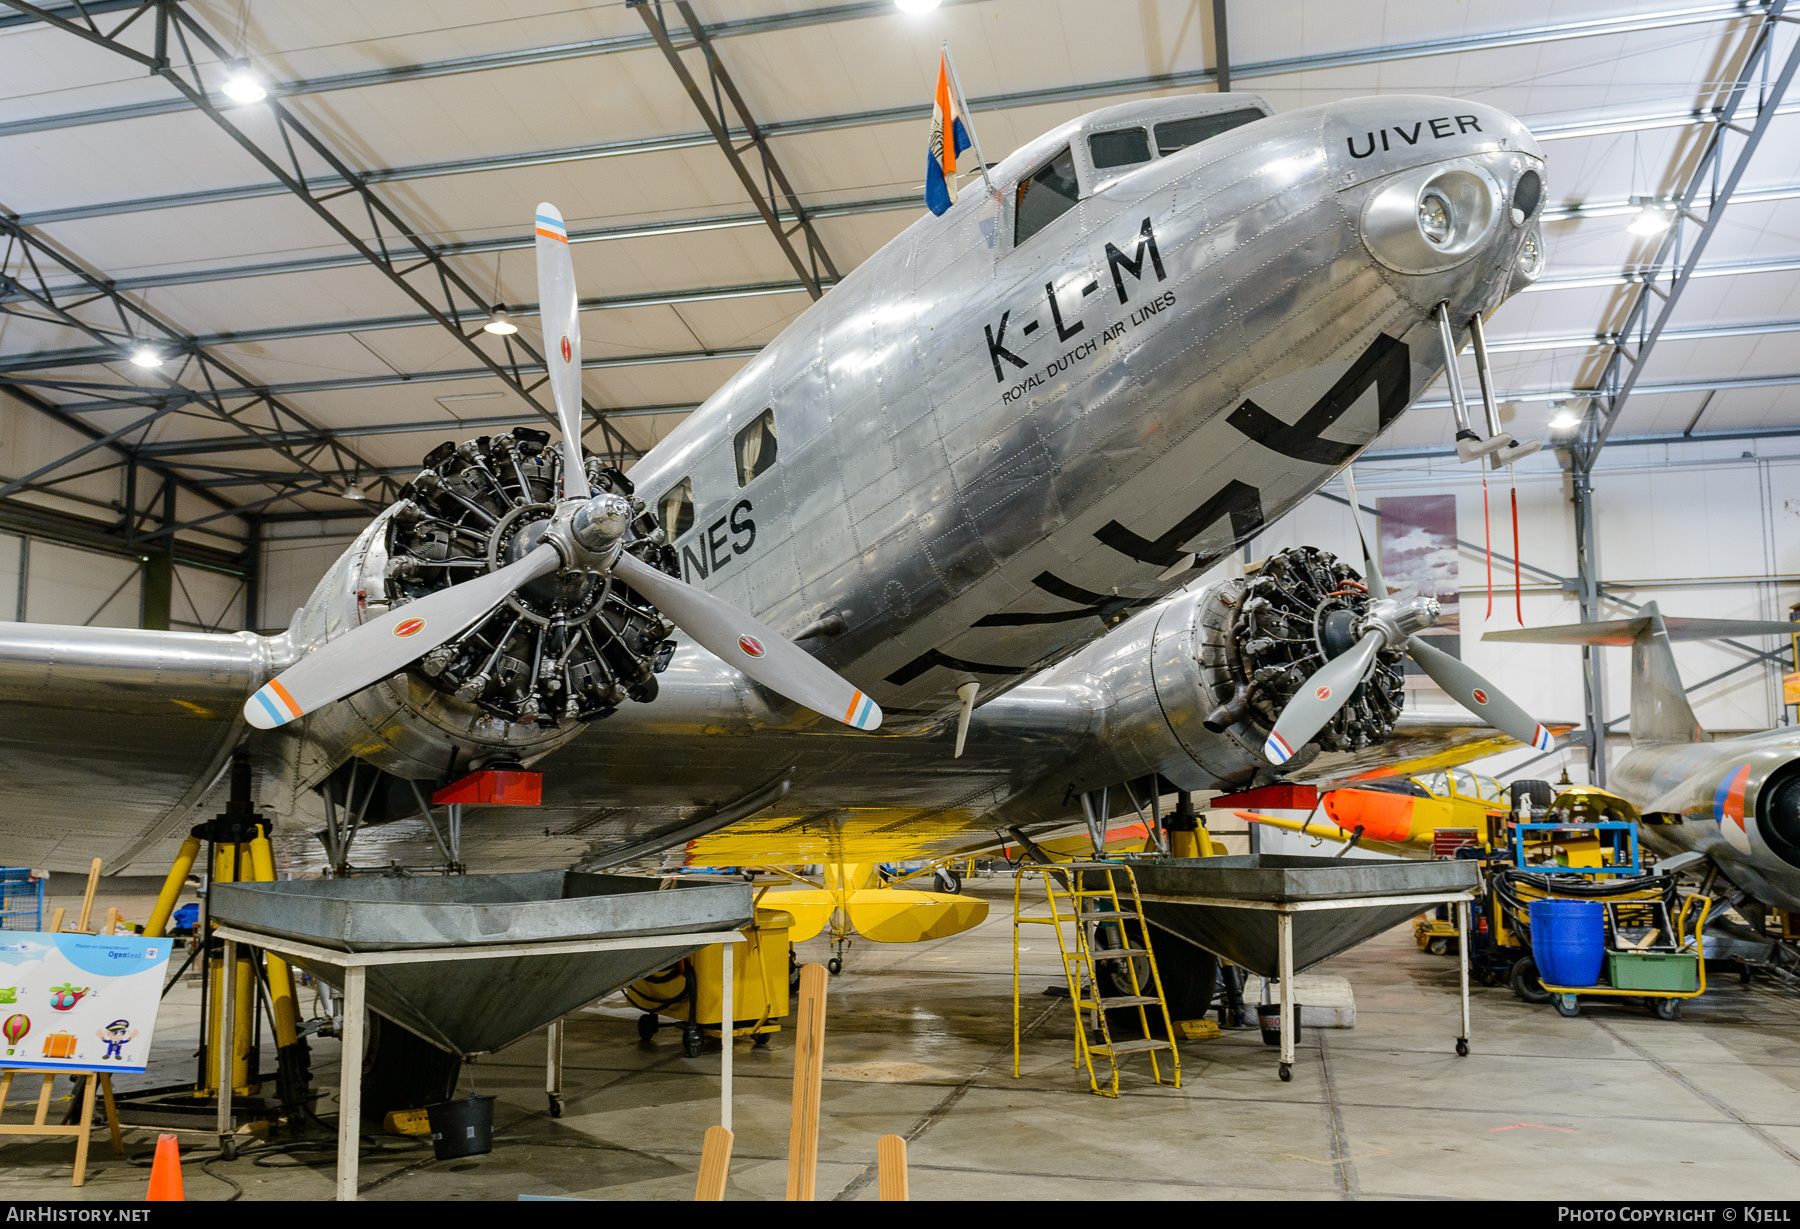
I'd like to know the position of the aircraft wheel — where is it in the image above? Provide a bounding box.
[637,1013,659,1041]
[1554,994,1581,1018]
[933,868,963,894]
[681,1023,704,1058]
[1652,997,1681,1021]
[827,956,843,976]
[1511,956,1552,1004]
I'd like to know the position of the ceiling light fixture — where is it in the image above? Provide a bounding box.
[1547,400,1581,431]
[221,69,268,104]
[1627,199,1671,237]
[128,346,164,369]
[895,0,941,12]
[483,306,519,335]
[340,479,367,501]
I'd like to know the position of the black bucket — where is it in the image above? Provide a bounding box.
[425,1094,495,1160]
[1256,1002,1300,1047]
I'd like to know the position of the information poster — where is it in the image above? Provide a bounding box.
[0,933,171,1074]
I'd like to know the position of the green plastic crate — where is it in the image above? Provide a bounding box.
[1606,950,1697,993]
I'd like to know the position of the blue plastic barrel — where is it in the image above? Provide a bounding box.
[1529,899,1605,987]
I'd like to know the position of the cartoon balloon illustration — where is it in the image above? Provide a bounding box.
[3,1014,28,1045]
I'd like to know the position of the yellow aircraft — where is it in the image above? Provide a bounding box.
[1239,768,1512,857]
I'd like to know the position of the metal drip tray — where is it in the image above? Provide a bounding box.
[1126,855,1478,979]
[210,870,752,1055]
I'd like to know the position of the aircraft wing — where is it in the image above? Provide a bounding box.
[0,622,271,872]
[1289,713,1578,788]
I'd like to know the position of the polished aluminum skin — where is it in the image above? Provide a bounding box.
[0,90,1548,873]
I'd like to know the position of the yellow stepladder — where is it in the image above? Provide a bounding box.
[1013,859,1180,1097]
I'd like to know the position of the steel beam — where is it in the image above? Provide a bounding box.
[0,0,915,139]
[0,215,392,503]
[32,344,759,415]
[0,1,1746,143]
[1569,3,1800,470]
[13,15,1778,235]
[0,279,822,373]
[1,1,640,465]
[133,403,703,460]
[1364,422,1800,462]
[634,0,836,300]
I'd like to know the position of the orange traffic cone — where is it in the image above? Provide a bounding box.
[147,1132,184,1201]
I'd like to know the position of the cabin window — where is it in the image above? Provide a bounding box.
[733,409,778,487]
[1088,127,1151,170]
[660,478,694,539]
[1014,145,1081,246]
[1153,107,1265,156]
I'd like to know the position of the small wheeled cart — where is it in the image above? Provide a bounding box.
[1542,895,1711,1020]
[626,905,794,1055]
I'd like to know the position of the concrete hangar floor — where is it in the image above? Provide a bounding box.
[2,877,1798,1202]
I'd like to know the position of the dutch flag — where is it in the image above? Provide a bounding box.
[925,50,971,217]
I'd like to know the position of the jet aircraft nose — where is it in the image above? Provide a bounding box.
[1325,95,1546,316]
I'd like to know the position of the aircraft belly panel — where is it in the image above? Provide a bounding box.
[0,699,238,872]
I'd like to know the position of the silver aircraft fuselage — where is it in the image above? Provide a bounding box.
[0,91,1547,873]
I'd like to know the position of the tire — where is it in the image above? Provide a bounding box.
[1093,917,1217,1022]
[1554,994,1581,1018]
[933,868,963,894]
[1428,937,1450,956]
[636,1013,659,1041]
[1652,998,1681,1021]
[827,956,842,975]
[359,1014,461,1126]
[1511,955,1552,1004]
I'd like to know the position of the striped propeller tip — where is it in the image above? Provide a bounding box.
[844,690,882,731]
[1263,731,1294,765]
[245,679,304,729]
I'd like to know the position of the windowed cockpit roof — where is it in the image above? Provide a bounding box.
[989,92,1274,197]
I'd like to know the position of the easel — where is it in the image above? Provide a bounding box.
[0,885,127,1187]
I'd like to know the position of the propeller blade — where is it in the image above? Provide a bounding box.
[1263,630,1383,765]
[244,543,561,730]
[1405,634,1555,752]
[612,551,882,731]
[533,202,589,500]
[1340,466,1387,600]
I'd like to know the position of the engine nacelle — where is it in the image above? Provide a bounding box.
[1051,546,1406,792]
[264,429,678,799]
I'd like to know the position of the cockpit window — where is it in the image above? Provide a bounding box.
[1014,145,1081,246]
[1153,107,1265,156]
[660,478,694,539]
[733,409,778,487]
[1089,127,1151,170]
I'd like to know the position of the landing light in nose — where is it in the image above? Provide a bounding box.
[1419,191,1453,245]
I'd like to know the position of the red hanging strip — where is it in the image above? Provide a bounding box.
[1511,483,1524,624]
[1482,473,1493,620]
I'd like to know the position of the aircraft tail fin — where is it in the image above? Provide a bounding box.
[1484,604,1795,747]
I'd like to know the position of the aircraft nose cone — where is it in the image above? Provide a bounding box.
[1322,95,1547,308]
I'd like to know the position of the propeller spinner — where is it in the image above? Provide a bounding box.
[245,203,881,735]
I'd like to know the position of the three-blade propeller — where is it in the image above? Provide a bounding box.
[245,204,881,734]
[1261,468,1553,765]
